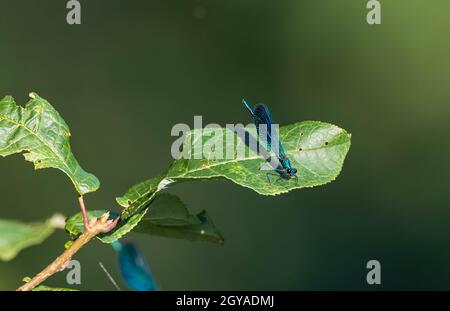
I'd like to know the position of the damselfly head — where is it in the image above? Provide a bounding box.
[281,158,297,176]
[287,167,297,176]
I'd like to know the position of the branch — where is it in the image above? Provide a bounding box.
[16,212,118,291]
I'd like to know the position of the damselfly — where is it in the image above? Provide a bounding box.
[242,99,298,181]
[112,241,157,291]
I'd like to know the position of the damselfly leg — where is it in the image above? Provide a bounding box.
[264,170,298,189]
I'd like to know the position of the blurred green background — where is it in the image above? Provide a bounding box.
[1,0,450,290]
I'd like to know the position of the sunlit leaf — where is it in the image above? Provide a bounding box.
[32,285,78,291]
[167,121,351,195]
[116,174,174,220]
[0,93,99,195]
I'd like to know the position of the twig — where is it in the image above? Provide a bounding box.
[16,212,118,291]
[78,196,90,230]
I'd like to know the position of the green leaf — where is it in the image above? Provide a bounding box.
[167,121,351,195]
[22,277,78,291]
[20,277,78,291]
[33,285,78,291]
[117,121,350,207]
[0,217,56,261]
[141,193,201,226]
[135,210,224,244]
[116,174,174,220]
[0,93,99,195]
[64,210,105,240]
[133,194,224,244]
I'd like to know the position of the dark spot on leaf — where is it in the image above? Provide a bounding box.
[325,142,329,146]
[127,200,132,205]
[298,147,303,151]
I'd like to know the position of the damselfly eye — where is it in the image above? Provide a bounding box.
[288,168,297,176]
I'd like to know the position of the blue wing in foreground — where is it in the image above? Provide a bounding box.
[113,241,157,291]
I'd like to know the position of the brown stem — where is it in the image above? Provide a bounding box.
[78,196,89,230]
[16,212,117,291]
